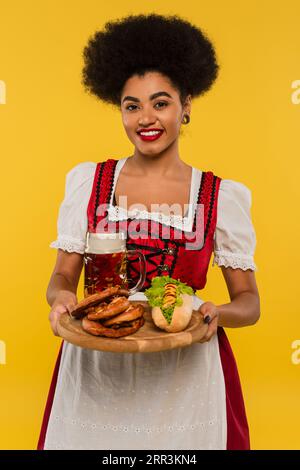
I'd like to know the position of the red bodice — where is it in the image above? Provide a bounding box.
[87,158,222,292]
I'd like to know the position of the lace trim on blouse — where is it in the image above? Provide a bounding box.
[49,235,86,254]
[212,250,257,271]
[107,158,202,232]
[107,203,199,231]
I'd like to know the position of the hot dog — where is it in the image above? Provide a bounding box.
[144,276,194,333]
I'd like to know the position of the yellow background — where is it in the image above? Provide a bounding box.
[0,0,299,450]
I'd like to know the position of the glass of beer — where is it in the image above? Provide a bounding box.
[83,231,146,297]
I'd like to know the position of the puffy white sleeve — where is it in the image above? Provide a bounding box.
[212,179,258,271]
[49,162,97,254]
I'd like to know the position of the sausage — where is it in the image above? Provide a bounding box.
[162,283,177,308]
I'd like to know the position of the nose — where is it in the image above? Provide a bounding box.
[138,106,157,125]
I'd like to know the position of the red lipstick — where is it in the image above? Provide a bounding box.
[137,128,164,142]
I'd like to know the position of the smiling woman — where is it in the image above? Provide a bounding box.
[80,12,218,166]
[39,13,260,451]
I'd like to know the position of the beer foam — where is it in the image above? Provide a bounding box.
[85,232,126,254]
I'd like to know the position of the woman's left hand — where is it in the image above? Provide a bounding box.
[198,301,219,342]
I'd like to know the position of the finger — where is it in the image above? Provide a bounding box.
[205,327,217,342]
[65,303,76,316]
[202,310,218,325]
[205,318,218,341]
[49,307,69,333]
[49,304,70,336]
[199,318,218,342]
[199,302,217,324]
[52,304,68,314]
[49,306,66,322]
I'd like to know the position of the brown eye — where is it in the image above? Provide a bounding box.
[155,101,168,108]
[126,101,168,111]
[126,104,137,111]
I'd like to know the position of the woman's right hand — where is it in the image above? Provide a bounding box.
[49,290,78,336]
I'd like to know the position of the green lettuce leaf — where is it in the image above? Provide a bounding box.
[144,276,194,324]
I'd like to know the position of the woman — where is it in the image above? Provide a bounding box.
[38,13,260,450]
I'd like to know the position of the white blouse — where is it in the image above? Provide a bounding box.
[49,157,257,272]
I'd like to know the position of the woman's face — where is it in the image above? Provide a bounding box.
[120,71,191,155]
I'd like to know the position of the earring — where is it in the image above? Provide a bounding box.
[182,114,190,124]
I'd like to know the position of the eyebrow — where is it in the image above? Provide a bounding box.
[122,91,173,104]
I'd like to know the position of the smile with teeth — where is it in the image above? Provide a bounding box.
[137,129,164,141]
[140,131,161,136]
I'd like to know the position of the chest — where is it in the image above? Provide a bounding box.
[113,172,192,217]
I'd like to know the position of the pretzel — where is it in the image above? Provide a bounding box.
[87,296,131,320]
[70,284,145,338]
[82,316,145,338]
[70,286,129,318]
[102,304,144,326]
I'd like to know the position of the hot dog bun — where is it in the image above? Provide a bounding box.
[151,293,193,333]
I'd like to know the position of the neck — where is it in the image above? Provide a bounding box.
[130,139,186,177]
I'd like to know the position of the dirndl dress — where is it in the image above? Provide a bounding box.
[38,156,257,450]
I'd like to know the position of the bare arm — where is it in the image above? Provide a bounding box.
[46,249,84,306]
[217,267,260,327]
[47,249,84,335]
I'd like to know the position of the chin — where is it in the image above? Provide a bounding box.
[136,147,162,156]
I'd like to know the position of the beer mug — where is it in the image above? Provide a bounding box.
[83,231,146,297]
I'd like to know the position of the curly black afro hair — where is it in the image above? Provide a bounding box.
[81,13,219,108]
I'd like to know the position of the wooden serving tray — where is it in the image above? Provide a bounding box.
[57,300,208,353]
